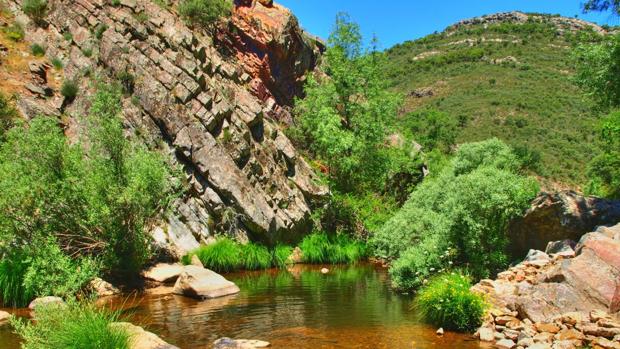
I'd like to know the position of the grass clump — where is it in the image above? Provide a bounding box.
[30,43,45,57]
[299,232,368,265]
[0,92,17,140]
[4,23,25,42]
[22,0,47,24]
[0,251,34,308]
[60,79,79,100]
[414,273,487,332]
[12,301,130,349]
[187,238,243,273]
[272,245,293,268]
[179,0,232,28]
[51,57,63,70]
[241,243,272,270]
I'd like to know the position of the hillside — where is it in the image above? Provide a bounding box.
[384,12,615,188]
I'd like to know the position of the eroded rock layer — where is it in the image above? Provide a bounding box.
[4,0,327,256]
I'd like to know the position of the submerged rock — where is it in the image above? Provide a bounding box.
[172,266,240,299]
[213,338,271,349]
[0,310,10,324]
[111,322,179,349]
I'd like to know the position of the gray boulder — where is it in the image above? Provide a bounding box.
[172,266,240,299]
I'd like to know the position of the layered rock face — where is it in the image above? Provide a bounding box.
[4,0,327,256]
[508,191,620,257]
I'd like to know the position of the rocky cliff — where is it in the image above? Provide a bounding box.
[1,0,328,257]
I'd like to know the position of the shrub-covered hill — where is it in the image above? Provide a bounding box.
[384,12,617,188]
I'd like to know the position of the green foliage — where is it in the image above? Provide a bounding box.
[94,23,108,40]
[12,301,130,349]
[586,110,620,198]
[299,232,368,264]
[179,0,232,28]
[0,84,174,280]
[241,243,272,270]
[22,0,47,23]
[272,245,293,268]
[111,0,121,6]
[0,251,33,308]
[30,43,45,57]
[573,34,620,109]
[22,240,98,300]
[188,238,243,273]
[384,18,601,185]
[403,109,458,153]
[294,13,407,193]
[82,47,93,57]
[376,139,539,291]
[414,273,487,332]
[116,70,135,95]
[583,0,620,14]
[0,92,16,141]
[51,57,64,70]
[60,79,79,100]
[4,23,25,41]
[63,31,73,42]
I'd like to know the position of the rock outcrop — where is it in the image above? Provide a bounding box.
[508,191,620,257]
[110,322,179,349]
[473,223,620,349]
[2,0,328,255]
[448,11,608,35]
[172,265,240,299]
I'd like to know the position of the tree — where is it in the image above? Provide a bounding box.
[583,0,620,15]
[294,13,404,193]
[573,34,620,109]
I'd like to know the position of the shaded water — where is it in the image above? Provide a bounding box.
[1,264,485,349]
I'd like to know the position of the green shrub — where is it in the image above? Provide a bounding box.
[375,139,539,291]
[189,238,243,273]
[94,23,108,40]
[272,245,293,268]
[22,0,47,23]
[61,79,79,100]
[179,0,232,28]
[30,43,46,57]
[0,84,174,279]
[116,70,135,95]
[111,0,121,6]
[82,47,93,57]
[414,273,487,332]
[12,301,130,349]
[22,240,98,300]
[299,233,331,264]
[4,23,25,42]
[0,92,16,140]
[63,31,73,42]
[51,57,64,70]
[241,243,272,270]
[0,251,34,307]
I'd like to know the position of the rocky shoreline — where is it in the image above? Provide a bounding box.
[472,224,620,349]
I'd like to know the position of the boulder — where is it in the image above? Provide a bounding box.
[286,247,303,264]
[495,339,516,349]
[172,266,240,299]
[110,322,179,349]
[89,277,120,297]
[213,338,270,349]
[508,191,620,257]
[143,263,185,284]
[0,310,10,324]
[28,296,66,310]
[545,240,576,258]
[525,250,551,262]
[190,254,204,268]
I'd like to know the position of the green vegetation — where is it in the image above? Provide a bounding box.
[241,243,272,270]
[573,34,620,198]
[116,70,135,96]
[184,238,243,273]
[272,245,294,268]
[94,23,108,40]
[30,43,45,57]
[0,83,174,306]
[383,17,602,185]
[583,0,620,14]
[299,232,368,265]
[51,57,64,70]
[375,139,539,291]
[4,23,25,42]
[60,79,79,100]
[11,301,130,349]
[179,0,232,28]
[414,273,486,332]
[0,92,16,141]
[0,251,33,308]
[22,0,47,24]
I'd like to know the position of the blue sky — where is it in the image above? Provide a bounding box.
[277,0,619,49]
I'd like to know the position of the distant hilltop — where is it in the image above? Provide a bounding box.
[447,11,609,35]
